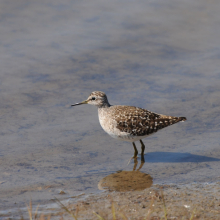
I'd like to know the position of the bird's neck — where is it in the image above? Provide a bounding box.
[98,103,111,108]
[98,102,111,108]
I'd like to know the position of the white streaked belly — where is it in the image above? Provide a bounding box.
[110,132,152,142]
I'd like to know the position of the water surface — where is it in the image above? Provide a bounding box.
[0,0,220,217]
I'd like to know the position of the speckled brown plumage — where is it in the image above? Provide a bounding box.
[112,106,186,136]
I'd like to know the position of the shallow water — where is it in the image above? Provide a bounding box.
[0,0,220,217]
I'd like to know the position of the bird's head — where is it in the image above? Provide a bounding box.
[71,91,110,108]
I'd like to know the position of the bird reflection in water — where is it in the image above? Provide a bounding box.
[132,156,145,171]
[98,159,152,192]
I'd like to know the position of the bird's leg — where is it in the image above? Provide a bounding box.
[140,139,145,155]
[132,142,138,158]
[140,139,145,162]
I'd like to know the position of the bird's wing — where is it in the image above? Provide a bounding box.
[112,106,186,136]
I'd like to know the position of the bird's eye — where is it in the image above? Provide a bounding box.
[91,97,96,100]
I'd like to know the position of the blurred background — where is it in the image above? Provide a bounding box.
[0,0,220,216]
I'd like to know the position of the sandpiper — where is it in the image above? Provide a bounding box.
[72,91,186,161]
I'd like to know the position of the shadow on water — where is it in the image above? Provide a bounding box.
[97,151,220,192]
[144,152,220,163]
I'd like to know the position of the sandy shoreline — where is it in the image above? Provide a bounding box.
[40,182,220,220]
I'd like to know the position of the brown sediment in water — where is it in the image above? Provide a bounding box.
[98,170,153,191]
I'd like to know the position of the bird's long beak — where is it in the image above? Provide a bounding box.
[71,100,88,106]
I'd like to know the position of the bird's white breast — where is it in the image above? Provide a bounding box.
[98,108,144,142]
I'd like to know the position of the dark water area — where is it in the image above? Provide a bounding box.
[0,0,220,217]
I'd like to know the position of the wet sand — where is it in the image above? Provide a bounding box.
[0,0,220,218]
